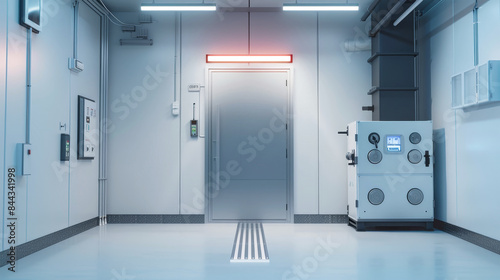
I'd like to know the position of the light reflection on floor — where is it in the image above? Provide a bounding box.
[1,224,500,280]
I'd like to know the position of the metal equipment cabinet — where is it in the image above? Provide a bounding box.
[342,121,434,231]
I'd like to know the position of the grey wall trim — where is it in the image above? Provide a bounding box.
[434,219,500,255]
[294,214,348,224]
[1,217,98,267]
[106,215,205,224]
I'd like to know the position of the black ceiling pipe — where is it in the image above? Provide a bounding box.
[361,0,382,21]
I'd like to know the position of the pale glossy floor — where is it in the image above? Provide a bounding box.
[2,224,500,279]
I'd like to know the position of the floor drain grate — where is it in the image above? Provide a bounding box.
[230,222,269,263]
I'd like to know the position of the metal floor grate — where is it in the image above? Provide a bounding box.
[230,222,269,263]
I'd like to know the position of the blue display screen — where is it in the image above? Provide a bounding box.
[386,135,401,152]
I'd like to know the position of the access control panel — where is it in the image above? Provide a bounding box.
[191,120,198,137]
[191,103,198,138]
[60,134,70,161]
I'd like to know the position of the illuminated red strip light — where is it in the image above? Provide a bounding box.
[206,54,293,63]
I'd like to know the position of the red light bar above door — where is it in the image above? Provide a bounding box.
[206,54,293,63]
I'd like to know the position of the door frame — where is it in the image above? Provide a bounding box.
[205,67,294,223]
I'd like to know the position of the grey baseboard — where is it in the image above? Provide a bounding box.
[434,219,500,255]
[106,214,205,224]
[1,217,99,267]
[294,214,348,224]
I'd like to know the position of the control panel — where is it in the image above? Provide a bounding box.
[60,134,70,161]
[191,103,198,138]
[352,121,433,174]
[191,120,198,137]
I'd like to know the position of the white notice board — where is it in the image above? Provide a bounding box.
[78,96,97,159]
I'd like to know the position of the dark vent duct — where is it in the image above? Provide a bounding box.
[366,0,418,121]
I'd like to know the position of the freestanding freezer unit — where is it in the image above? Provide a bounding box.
[341,121,434,231]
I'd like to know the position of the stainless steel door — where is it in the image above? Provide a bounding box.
[209,70,289,221]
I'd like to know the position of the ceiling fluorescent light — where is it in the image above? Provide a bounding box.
[283,4,359,11]
[393,0,423,26]
[206,55,293,63]
[141,3,216,12]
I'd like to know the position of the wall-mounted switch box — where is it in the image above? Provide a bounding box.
[191,120,198,137]
[172,102,179,116]
[188,84,201,92]
[69,58,84,72]
[60,134,70,161]
[17,143,32,176]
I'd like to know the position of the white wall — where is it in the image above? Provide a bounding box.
[420,0,500,240]
[0,0,7,253]
[68,1,101,226]
[107,13,179,214]
[0,0,101,251]
[107,10,371,216]
[319,14,373,214]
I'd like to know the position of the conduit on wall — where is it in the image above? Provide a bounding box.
[26,28,32,144]
[473,0,479,66]
[69,0,84,72]
[84,0,111,226]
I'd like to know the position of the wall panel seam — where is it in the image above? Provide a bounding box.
[1,0,10,252]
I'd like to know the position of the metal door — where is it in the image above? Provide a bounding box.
[208,70,290,221]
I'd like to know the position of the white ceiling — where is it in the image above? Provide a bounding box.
[100,0,375,13]
[99,0,437,18]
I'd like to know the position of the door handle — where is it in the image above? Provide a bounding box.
[346,150,357,166]
[424,151,430,167]
[213,106,221,191]
[338,126,349,136]
[362,105,375,112]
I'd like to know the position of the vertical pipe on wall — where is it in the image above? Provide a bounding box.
[248,0,251,54]
[99,13,109,225]
[73,0,80,60]
[84,0,109,226]
[177,13,183,214]
[26,28,32,144]
[98,14,103,225]
[103,16,109,224]
[316,13,320,214]
[414,11,419,120]
[95,2,102,225]
[473,0,479,67]
[2,0,9,252]
[98,14,103,226]
[174,13,180,102]
[105,18,108,224]
[25,27,33,240]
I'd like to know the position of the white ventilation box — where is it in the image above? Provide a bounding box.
[463,68,477,106]
[451,73,463,108]
[452,60,500,108]
[478,61,500,103]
